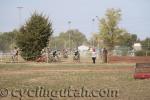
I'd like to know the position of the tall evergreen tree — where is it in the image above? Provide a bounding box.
[16,12,53,60]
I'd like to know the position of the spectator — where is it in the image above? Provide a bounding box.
[12,47,19,62]
[103,48,108,63]
[92,48,97,64]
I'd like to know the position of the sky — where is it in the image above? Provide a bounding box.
[0,0,150,40]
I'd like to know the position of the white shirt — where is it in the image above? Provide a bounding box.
[12,49,17,56]
[92,51,97,58]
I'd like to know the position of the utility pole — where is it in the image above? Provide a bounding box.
[68,21,71,52]
[96,16,100,49]
[17,6,23,27]
[92,18,95,48]
[16,6,23,61]
[148,38,150,50]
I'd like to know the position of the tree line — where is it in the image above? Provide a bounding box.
[0,8,149,60]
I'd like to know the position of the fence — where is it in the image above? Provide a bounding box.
[108,56,150,63]
[0,52,25,63]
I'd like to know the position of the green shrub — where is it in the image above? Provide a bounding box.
[135,50,150,56]
[146,51,150,56]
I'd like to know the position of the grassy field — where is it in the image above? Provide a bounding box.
[0,63,150,100]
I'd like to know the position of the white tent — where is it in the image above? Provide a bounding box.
[78,45,89,56]
[133,43,142,51]
[78,45,89,52]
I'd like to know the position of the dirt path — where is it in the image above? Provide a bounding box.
[0,67,133,75]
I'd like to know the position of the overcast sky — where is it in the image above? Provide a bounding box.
[0,0,150,39]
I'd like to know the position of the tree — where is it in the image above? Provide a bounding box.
[65,29,87,48]
[141,38,150,50]
[0,30,18,52]
[16,12,53,60]
[48,35,65,50]
[127,34,138,47]
[118,33,138,47]
[131,34,137,43]
[89,33,100,48]
[99,8,128,50]
[51,29,87,49]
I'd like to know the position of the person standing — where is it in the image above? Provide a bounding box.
[92,48,97,64]
[103,48,108,63]
[12,47,19,62]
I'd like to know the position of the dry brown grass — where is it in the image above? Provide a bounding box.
[0,63,150,100]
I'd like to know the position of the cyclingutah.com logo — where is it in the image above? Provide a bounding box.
[0,86,119,100]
